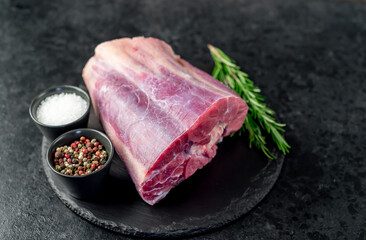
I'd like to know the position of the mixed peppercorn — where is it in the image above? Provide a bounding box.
[53,136,108,176]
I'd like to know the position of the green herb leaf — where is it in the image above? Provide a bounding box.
[208,44,290,159]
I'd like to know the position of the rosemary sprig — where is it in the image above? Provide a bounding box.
[208,44,290,159]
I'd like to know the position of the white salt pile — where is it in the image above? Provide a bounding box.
[36,93,88,126]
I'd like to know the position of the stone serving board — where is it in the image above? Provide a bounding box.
[41,110,284,238]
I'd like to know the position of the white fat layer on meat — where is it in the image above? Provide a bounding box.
[102,120,147,184]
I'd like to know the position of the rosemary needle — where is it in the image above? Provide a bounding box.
[208,44,290,159]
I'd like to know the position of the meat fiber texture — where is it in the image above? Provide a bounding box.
[82,37,248,205]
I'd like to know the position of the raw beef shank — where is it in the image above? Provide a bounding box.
[82,37,248,205]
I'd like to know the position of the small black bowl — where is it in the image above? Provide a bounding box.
[29,85,91,141]
[47,128,114,199]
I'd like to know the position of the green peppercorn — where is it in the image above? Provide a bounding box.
[86,142,93,148]
[91,139,96,144]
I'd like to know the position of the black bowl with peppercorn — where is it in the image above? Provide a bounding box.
[47,128,114,199]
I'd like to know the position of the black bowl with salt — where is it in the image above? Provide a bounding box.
[29,85,91,141]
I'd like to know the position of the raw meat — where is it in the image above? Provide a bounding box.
[82,37,248,205]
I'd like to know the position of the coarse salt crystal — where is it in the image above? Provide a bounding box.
[36,92,88,126]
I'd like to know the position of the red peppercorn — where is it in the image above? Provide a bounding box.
[85,139,90,143]
[59,159,63,164]
[94,142,100,147]
[91,163,96,169]
[93,147,97,152]
[87,156,91,159]
[82,149,88,154]
[75,141,80,145]
[70,143,77,148]
[79,171,83,175]
[68,159,72,163]
[64,154,70,159]
[95,151,101,157]
[80,136,85,142]
[97,165,102,170]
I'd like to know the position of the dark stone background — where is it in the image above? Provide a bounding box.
[0,0,365,239]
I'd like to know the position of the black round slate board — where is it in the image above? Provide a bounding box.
[41,111,284,238]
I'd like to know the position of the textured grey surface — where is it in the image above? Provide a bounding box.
[0,0,366,239]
